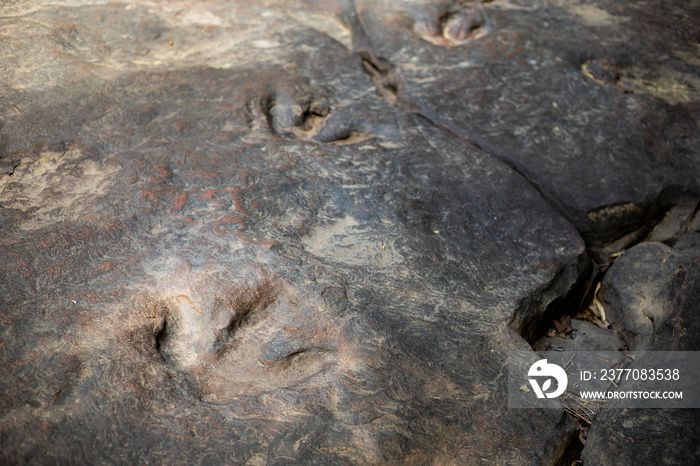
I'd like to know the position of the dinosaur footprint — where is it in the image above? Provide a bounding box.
[413,4,493,46]
[153,281,337,403]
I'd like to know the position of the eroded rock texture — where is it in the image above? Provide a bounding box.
[1,0,698,464]
[582,235,700,465]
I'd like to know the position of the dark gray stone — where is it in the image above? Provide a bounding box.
[533,318,623,352]
[646,194,699,245]
[599,233,700,350]
[688,209,700,235]
[582,255,700,465]
[582,408,700,466]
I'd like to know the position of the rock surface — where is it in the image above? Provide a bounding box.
[533,318,623,352]
[582,239,700,465]
[345,0,700,247]
[1,2,581,464]
[0,0,698,464]
[599,233,700,350]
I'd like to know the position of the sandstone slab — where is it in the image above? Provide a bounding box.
[0,2,585,463]
[290,0,700,247]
